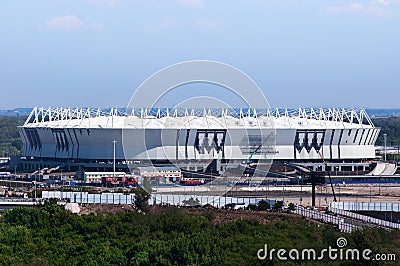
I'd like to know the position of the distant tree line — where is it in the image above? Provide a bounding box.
[373,117,400,147]
[0,116,26,157]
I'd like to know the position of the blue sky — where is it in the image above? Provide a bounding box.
[0,0,399,109]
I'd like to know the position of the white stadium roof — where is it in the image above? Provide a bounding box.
[23,107,375,129]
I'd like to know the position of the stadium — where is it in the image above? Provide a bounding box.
[17,106,383,178]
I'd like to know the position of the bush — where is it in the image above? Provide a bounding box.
[182,197,200,207]
[273,200,284,210]
[247,203,257,211]
[28,188,42,198]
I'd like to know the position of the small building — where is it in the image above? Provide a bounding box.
[76,171,127,183]
[134,166,181,183]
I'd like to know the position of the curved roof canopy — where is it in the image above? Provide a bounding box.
[23,107,375,130]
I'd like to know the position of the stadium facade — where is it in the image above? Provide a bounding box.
[18,107,379,174]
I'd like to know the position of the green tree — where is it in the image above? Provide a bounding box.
[133,187,150,212]
[257,199,270,211]
[142,176,152,193]
[273,200,284,210]
[288,202,296,211]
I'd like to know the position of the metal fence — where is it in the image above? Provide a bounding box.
[295,206,359,233]
[329,202,400,212]
[43,191,135,204]
[329,208,400,230]
[150,194,275,208]
[41,191,274,207]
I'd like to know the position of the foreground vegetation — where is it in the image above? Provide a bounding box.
[0,201,399,265]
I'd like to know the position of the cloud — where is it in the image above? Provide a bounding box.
[326,2,365,14]
[349,2,364,11]
[43,16,84,30]
[374,0,390,5]
[91,22,105,29]
[326,1,394,16]
[195,19,219,30]
[87,0,119,6]
[144,17,175,31]
[178,0,205,9]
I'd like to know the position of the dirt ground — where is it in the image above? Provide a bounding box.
[79,204,137,215]
[78,203,315,226]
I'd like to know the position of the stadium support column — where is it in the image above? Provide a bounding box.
[216,159,221,174]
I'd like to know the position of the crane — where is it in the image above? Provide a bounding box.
[246,132,274,164]
[246,142,264,164]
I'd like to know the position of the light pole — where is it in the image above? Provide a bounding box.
[61,169,63,189]
[112,140,117,179]
[61,169,63,200]
[284,166,286,203]
[300,176,303,205]
[384,133,387,161]
[369,185,372,203]
[318,186,321,207]
[379,176,381,195]
[34,168,38,201]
